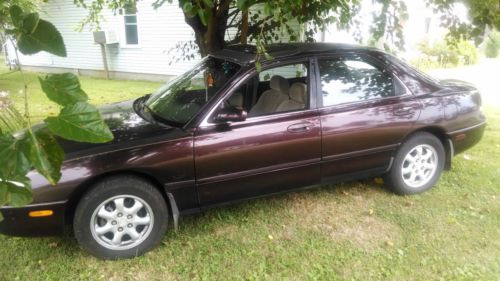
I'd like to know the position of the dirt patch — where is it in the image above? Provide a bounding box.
[285,187,400,250]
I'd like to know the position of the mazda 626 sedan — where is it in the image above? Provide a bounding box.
[0,43,486,259]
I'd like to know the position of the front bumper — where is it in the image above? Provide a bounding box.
[0,201,67,237]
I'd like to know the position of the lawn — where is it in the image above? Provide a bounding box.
[0,64,499,281]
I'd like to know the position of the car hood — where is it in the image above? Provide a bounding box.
[59,99,182,160]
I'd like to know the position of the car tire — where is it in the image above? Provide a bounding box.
[73,176,168,259]
[384,132,445,195]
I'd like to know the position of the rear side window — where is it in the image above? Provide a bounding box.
[318,57,403,107]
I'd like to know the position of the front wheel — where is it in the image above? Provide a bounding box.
[385,132,445,195]
[73,176,168,259]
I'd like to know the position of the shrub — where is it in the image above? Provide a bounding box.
[485,31,500,58]
[415,39,478,69]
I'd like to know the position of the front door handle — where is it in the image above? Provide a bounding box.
[287,122,313,133]
[393,106,414,116]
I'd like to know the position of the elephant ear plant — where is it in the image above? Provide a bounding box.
[0,5,113,219]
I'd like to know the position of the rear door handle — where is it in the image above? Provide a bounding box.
[287,122,313,133]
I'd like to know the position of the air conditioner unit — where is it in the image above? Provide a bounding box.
[93,30,119,45]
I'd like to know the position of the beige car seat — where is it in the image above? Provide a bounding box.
[276,82,307,112]
[249,75,290,117]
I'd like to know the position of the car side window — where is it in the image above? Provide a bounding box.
[259,64,308,81]
[318,57,403,107]
[222,63,310,118]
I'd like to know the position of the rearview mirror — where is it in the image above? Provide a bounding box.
[213,107,247,123]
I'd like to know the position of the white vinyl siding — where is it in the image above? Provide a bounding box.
[14,0,199,77]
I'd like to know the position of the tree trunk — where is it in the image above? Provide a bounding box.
[240,11,248,44]
[183,5,229,57]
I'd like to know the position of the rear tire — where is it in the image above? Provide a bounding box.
[73,176,168,259]
[385,132,445,195]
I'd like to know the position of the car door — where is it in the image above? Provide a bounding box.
[315,54,422,182]
[194,60,322,207]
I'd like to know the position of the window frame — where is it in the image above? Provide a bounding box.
[121,8,140,48]
[198,57,317,128]
[313,53,412,109]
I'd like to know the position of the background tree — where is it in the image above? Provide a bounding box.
[75,0,499,58]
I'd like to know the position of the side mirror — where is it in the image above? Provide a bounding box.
[213,107,247,123]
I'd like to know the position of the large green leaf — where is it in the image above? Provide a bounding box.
[0,176,33,207]
[23,129,64,185]
[45,102,114,143]
[0,134,30,178]
[39,73,88,106]
[17,19,66,57]
[7,179,33,207]
[9,5,23,28]
[22,13,40,34]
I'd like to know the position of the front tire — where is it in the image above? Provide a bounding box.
[385,132,445,195]
[73,176,168,259]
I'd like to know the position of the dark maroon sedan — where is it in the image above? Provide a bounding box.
[0,43,486,259]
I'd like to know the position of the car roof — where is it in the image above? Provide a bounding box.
[212,43,381,65]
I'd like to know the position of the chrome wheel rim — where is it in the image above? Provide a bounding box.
[90,195,154,250]
[401,144,438,188]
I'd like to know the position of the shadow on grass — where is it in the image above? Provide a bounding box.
[168,178,391,238]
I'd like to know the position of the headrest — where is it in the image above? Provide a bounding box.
[289,82,307,103]
[270,75,290,94]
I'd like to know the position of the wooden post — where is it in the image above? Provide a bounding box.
[99,43,110,80]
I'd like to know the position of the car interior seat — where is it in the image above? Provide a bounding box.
[276,82,307,113]
[248,75,290,117]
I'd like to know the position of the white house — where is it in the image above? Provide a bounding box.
[6,0,199,81]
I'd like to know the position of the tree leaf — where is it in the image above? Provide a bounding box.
[39,73,88,106]
[17,19,67,57]
[202,0,214,8]
[9,5,23,28]
[237,0,255,11]
[45,102,114,143]
[198,9,208,26]
[0,134,31,178]
[182,2,197,18]
[23,129,64,185]
[255,61,262,72]
[22,13,40,34]
[0,176,33,207]
[7,179,33,207]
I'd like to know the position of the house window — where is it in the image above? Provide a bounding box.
[124,8,139,45]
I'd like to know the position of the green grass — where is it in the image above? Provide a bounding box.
[0,62,162,122]
[0,64,499,281]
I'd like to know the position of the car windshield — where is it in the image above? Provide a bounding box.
[145,57,241,125]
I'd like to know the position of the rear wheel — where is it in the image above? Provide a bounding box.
[73,176,168,259]
[385,132,445,195]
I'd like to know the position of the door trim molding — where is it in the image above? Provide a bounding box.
[196,158,321,185]
[322,143,399,162]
